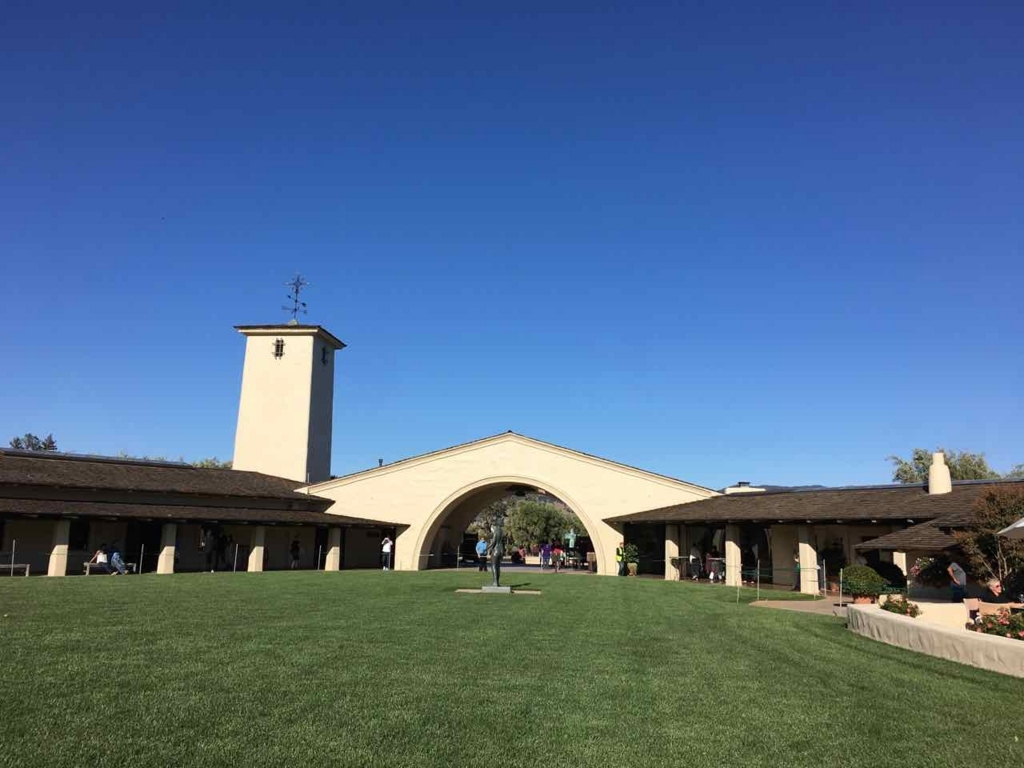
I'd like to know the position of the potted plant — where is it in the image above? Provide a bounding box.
[623,543,640,576]
[842,564,888,604]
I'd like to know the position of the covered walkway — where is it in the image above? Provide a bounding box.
[0,449,394,576]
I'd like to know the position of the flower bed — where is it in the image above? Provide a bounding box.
[968,609,1024,641]
[880,594,921,618]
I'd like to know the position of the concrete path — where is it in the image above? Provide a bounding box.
[752,597,849,619]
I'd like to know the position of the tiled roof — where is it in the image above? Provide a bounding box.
[609,479,1024,524]
[0,451,319,501]
[854,521,957,552]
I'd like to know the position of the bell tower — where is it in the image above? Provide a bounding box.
[232,323,345,484]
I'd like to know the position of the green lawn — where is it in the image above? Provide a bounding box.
[1,571,1021,768]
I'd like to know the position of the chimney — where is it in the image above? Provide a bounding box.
[928,452,952,495]
[378,458,383,468]
[737,481,750,488]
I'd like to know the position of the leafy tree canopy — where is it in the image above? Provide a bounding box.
[9,433,58,452]
[117,451,231,468]
[192,457,233,468]
[469,494,582,549]
[953,487,1024,587]
[887,448,1003,483]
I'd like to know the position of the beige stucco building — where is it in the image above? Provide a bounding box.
[305,431,716,576]
[4,321,1016,591]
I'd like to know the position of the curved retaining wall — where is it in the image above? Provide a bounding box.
[847,605,1024,678]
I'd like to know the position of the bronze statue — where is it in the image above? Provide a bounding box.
[489,514,506,587]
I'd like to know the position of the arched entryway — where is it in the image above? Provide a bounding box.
[305,432,716,577]
[413,475,606,572]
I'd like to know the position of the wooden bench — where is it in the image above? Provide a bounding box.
[83,562,137,575]
[3,563,30,576]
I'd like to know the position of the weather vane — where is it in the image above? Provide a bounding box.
[283,274,309,321]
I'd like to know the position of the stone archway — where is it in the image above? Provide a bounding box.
[305,432,716,576]
[413,474,607,573]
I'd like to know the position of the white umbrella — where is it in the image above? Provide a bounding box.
[997,516,1024,539]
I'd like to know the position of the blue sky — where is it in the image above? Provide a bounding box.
[2,1,1022,489]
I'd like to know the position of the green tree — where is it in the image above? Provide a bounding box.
[1006,464,1024,480]
[506,500,579,549]
[468,494,583,549]
[887,448,1001,483]
[953,487,1024,585]
[468,496,519,541]
[116,451,231,468]
[192,457,233,468]
[9,433,58,451]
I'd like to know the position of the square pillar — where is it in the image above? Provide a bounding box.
[247,526,266,572]
[664,524,680,581]
[893,551,908,576]
[325,527,342,571]
[724,524,741,586]
[47,519,71,577]
[157,523,177,574]
[797,524,818,595]
[770,525,796,587]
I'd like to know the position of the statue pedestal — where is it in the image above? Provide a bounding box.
[481,586,512,594]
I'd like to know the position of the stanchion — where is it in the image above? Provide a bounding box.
[317,545,322,571]
[139,544,145,575]
[756,558,760,602]
[838,568,844,608]
[10,539,16,577]
[233,543,239,573]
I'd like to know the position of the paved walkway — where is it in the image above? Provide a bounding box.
[752,597,849,619]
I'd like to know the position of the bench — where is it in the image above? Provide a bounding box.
[3,563,30,576]
[84,562,137,575]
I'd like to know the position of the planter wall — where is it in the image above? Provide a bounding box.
[847,604,1024,678]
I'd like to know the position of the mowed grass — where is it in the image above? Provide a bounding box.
[1,571,1022,768]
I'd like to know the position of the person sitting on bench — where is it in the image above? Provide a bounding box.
[109,548,128,575]
[87,546,111,573]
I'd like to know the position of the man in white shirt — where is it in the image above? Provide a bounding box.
[381,536,393,571]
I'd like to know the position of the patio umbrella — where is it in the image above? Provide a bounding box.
[997,516,1024,539]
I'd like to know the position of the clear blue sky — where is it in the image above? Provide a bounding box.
[3,1,1022,489]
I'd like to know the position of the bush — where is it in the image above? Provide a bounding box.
[880,594,921,618]
[842,565,888,598]
[968,609,1024,642]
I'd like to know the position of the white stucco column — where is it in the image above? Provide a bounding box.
[247,526,266,572]
[47,519,71,577]
[797,524,818,595]
[893,551,908,576]
[157,523,177,574]
[665,524,680,581]
[395,528,416,571]
[724,524,741,586]
[325,527,342,571]
[770,525,796,588]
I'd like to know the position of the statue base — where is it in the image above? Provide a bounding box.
[481,586,512,594]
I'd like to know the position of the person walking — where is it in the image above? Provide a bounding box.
[540,541,552,570]
[553,543,564,573]
[475,537,488,572]
[290,539,301,570]
[381,536,393,571]
[616,542,626,577]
